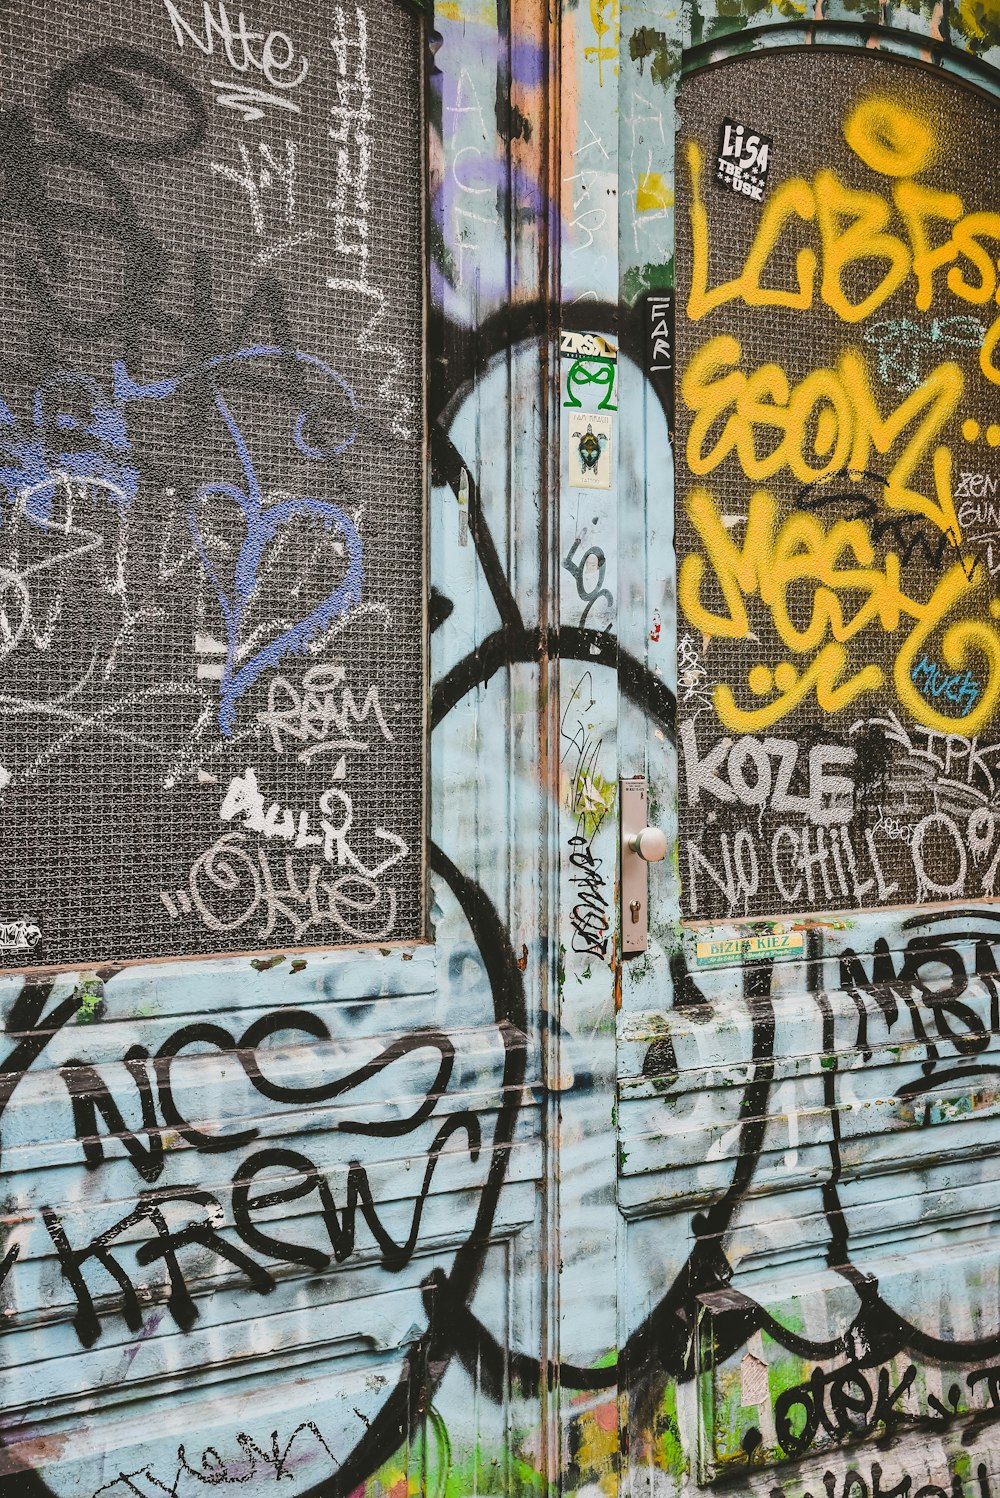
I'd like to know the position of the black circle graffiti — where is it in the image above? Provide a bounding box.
[47,46,208,159]
[0,840,527,1498]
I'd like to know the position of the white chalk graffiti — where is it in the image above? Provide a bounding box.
[676,633,711,709]
[210,138,315,265]
[161,827,405,941]
[327,6,371,269]
[258,665,395,766]
[161,0,310,119]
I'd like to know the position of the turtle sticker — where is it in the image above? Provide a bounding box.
[569,410,613,489]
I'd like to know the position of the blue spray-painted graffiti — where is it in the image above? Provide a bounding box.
[910,652,982,716]
[0,374,140,510]
[0,345,364,733]
[863,315,987,393]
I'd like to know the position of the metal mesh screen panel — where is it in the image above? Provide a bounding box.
[0,0,425,965]
[676,52,1000,922]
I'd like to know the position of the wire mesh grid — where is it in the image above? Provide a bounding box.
[0,0,425,964]
[675,51,998,921]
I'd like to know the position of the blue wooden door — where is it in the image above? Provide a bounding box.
[0,0,557,1492]
[618,10,1000,1498]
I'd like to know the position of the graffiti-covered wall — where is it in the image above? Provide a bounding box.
[8,3,1000,1498]
[624,21,1000,1498]
[0,0,555,1491]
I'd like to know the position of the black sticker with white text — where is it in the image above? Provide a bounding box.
[715,117,771,202]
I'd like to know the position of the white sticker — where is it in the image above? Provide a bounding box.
[568,409,613,490]
[560,331,617,361]
[741,1352,769,1406]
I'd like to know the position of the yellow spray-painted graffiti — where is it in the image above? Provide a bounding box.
[679,90,1000,738]
[679,485,1000,734]
[636,172,674,214]
[584,0,618,86]
[685,97,1000,384]
[680,334,963,537]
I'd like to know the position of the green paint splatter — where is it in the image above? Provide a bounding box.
[623,258,674,306]
[628,26,678,88]
[649,1378,688,1474]
[425,1406,452,1498]
[75,980,104,1023]
[762,1306,806,1343]
[657,1380,686,1477]
[571,771,616,840]
[251,954,285,972]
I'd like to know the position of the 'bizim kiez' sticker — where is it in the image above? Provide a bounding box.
[715,117,771,202]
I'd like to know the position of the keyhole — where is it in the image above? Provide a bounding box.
[630,900,641,924]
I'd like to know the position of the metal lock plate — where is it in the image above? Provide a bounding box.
[621,776,649,954]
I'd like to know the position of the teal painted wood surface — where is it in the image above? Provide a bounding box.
[4,4,1000,1498]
